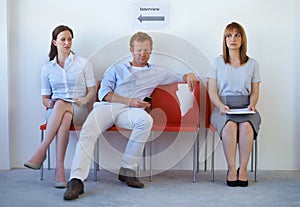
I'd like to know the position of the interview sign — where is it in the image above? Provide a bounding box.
[132,3,169,29]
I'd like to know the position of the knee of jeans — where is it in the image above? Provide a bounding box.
[135,114,153,130]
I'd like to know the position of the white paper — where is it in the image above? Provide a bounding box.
[51,98,76,103]
[175,84,194,116]
[226,108,256,115]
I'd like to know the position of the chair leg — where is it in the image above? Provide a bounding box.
[94,148,97,181]
[40,129,51,179]
[193,130,198,183]
[143,148,146,172]
[40,130,44,180]
[254,139,258,182]
[211,131,215,182]
[251,142,254,172]
[47,142,51,170]
[94,138,100,181]
[137,165,140,178]
[204,128,208,172]
[196,134,199,173]
[40,164,44,180]
[250,139,258,182]
[149,132,153,182]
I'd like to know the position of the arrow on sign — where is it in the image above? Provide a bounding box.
[138,15,165,23]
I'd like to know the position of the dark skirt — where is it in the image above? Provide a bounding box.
[211,95,261,140]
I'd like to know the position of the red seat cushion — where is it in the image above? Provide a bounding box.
[150,82,200,132]
[40,82,200,133]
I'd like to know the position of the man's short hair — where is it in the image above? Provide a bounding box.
[130,32,153,49]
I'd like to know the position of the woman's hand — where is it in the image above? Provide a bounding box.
[42,95,54,108]
[47,99,55,108]
[74,97,87,107]
[219,105,230,114]
[74,98,87,107]
[248,104,256,112]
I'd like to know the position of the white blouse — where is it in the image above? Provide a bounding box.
[41,53,96,99]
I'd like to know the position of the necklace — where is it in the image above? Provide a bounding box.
[230,60,241,68]
[231,64,240,68]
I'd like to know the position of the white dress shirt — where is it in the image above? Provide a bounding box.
[41,53,96,99]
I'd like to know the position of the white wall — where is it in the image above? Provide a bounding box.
[1,0,299,171]
[0,0,10,169]
[294,0,300,169]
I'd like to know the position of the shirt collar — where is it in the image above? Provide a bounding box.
[126,61,151,69]
[50,53,75,65]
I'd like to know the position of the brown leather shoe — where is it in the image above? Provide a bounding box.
[63,178,84,200]
[118,167,144,188]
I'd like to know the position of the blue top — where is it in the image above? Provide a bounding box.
[98,61,183,101]
[207,55,261,96]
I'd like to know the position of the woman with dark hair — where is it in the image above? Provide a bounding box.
[24,25,96,188]
[207,22,261,187]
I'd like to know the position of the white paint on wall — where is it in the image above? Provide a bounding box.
[1,0,299,171]
[0,0,10,170]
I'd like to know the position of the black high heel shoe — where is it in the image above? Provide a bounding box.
[226,170,238,187]
[237,168,248,187]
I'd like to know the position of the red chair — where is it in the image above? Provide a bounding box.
[149,82,200,182]
[39,81,135,181]
[204,88,258,182]
[93,125,136,181]
[92,81,145,181]
[39,85,95,180]
[41,81,201,183]
[203,89,218,181]
[39,124,82,180]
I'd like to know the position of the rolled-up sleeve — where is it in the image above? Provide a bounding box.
[252,59,261,83]
[207,59,217,79]
[98,67,116,101]
[156,67,182,84]
[41,65,52,96]
[84,61,96,87]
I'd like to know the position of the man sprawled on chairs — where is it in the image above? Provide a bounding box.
[64,31,197,200]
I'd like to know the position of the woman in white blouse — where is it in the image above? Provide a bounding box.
[207,22,261,187]
[24,25,96,188]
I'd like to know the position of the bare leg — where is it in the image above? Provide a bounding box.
[222,121,238,181]
[238,122,253,181]
[55,111,73,182]
[27,100,73,164]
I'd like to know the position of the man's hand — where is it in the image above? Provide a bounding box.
[183,73,198,91]
[129,98,151,108]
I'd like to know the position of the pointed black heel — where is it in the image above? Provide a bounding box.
[226,170,238,187]
[237,167,248,187]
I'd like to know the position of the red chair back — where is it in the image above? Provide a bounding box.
[205,84,217,131]
[150,82,200,131]
[205,89,213,128]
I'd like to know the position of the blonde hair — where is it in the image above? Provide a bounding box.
[130,32,153,49]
